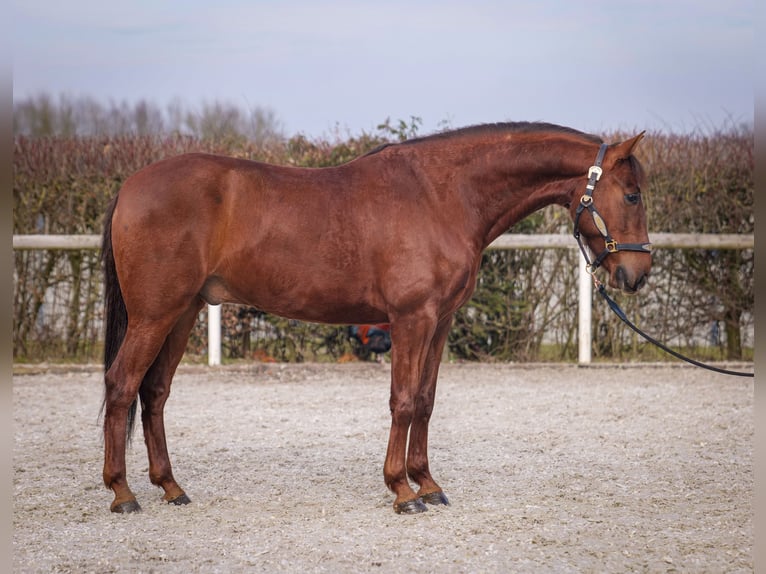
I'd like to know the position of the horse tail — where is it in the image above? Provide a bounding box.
[101,193,138,442]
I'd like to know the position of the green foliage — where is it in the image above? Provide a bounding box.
[12,100,754,363]
[376,116,423,142]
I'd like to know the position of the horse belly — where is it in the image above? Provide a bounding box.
[203,256,387,325]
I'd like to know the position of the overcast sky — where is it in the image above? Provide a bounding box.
[12,0,753,138]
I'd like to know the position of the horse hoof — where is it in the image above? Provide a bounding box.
[420,491,450,506]
[167,493,191,506]
[394,498,428,514]
[111,499,142,514]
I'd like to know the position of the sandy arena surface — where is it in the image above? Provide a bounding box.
[13,362,753,573]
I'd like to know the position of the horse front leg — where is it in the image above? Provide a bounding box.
[383,311,437,514]
[407,315,452,507]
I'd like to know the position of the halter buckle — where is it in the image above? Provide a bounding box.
[587,165,603,180]
[605,239,618,252]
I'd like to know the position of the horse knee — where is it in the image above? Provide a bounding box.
[389,397,415,424]
[414,399,434,421]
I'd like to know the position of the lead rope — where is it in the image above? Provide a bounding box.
[588,267,754,378]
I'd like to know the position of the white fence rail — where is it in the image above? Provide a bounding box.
[13,233,754,365]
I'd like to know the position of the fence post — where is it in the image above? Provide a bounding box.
[208,304,221,366]
[578,255,592,364]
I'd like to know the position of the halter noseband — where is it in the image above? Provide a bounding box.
[573,143,653,274]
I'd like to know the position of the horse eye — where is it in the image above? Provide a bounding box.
[624,193,641,205]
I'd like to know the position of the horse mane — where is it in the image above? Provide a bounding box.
[362,122,603,158]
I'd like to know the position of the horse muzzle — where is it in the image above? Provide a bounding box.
[611,264,649,294]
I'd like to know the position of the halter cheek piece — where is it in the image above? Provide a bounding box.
[573,143,653,273]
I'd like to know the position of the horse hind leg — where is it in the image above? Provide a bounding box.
[139,298,205,506]
[103,318,180,513]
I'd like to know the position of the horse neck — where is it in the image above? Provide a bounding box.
[430,134,600,250]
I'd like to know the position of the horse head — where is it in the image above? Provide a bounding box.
[570,133,652,293]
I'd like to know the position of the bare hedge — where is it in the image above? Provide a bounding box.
[12,123,753,363]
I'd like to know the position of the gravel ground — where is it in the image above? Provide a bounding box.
[13,362,753,573]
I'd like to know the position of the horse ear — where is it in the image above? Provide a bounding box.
[610,131,646,160]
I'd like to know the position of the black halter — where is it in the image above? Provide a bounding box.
[573,143,653,273]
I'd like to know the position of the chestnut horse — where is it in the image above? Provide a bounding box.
[101,122,651,514]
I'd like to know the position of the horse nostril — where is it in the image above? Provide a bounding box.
[615,266,647,293]
[615,266,628,289]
